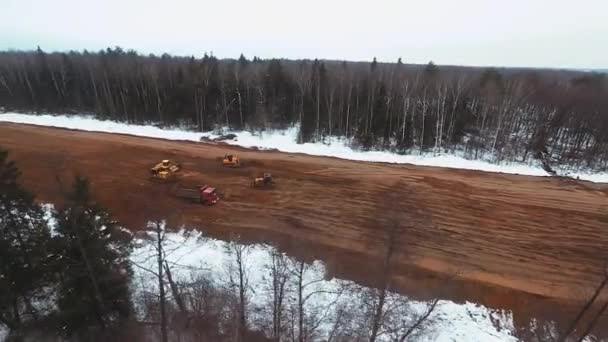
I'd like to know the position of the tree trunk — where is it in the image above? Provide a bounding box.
[297,261,305,342]
[236,86,244,127]
[346,83,352,138]
[560,275,608,342]
[156,224,168,342]
[316,84,321,138]
[74,218,107,329]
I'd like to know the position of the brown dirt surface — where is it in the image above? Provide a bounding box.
[1,122,608,329]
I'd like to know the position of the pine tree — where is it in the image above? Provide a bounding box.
[423,61,438,78]
[53,176,133,337]
[371,57,378,71]
[0,148,51,334]
[238,53,249,67]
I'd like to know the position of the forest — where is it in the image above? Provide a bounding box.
[0,47,606,170]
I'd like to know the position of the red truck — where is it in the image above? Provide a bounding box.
[172,184,220,205]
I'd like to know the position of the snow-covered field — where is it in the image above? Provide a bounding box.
[1,112,606,183]
[131,226,519,342]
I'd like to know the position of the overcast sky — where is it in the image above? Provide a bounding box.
[1,0,606,69]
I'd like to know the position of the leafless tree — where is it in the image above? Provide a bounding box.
[130,221,206,342]
[365,182,438,342]
[129,221,169,342]
[225,236,253,341]
[261,246,292,341]
[287,258,344,342]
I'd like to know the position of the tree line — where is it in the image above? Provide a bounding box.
[0,47,607,170]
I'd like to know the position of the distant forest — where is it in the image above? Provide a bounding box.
[0,47,606,170]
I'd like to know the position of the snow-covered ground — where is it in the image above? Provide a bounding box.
[1,112,607,182]
[131,226,519,342]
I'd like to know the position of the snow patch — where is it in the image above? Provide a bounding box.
[41,203,57,236]
[0,326,7,342]
[0,113,206,141]
[1,113,606,183]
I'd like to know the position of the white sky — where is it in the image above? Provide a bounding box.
[1,0,606,69]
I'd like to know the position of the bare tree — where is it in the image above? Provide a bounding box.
[264,247,291,341]
[130,221,204,342]
[130,221,170,342]
[366,183,438,342]
[154,222,168,342]
[225,236,253,341]
[284,256,345,342]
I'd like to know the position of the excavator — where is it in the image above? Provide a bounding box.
[222,154,241,168]
[251,173,274,188]
[150,159,181,182]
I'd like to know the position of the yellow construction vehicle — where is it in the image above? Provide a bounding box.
[150,159,181,182]
[251,173,273,188]
[222,154,241,168]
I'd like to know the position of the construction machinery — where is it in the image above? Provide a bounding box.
[222,154,241,168]
[150,159,181,182]
[172,184,220,205]
[251,173,274,188]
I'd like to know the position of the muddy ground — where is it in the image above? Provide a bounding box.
[1,123,607,335]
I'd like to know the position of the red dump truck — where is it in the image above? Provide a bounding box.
[172,184,220,205]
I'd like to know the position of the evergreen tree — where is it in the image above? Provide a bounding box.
[423,61,438,78]
[0,148,51,334]
[53,176,133,337]
[479,67,504,91]
[371,57,378,71]
[238,53,249,67]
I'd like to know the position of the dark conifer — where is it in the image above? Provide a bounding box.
[0,148,51,335]
[53,176,133,336]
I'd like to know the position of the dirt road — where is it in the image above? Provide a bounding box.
[1,123,607,323]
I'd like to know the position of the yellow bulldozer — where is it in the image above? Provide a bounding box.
[150,159,181,182]
[222,154,241,168]
[251,173,274,188]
